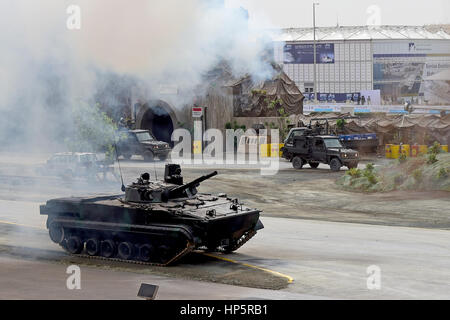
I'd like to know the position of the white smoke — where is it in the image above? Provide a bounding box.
[0,0,277,151]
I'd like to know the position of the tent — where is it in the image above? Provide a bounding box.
[228,63,305,117]
[288,113,450,147]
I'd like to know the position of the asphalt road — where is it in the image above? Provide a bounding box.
[0,200,449,299]
[0,152,449,299]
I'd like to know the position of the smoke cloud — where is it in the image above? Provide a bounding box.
[0,0,276,151]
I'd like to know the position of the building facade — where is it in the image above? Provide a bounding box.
[273,26,450,105]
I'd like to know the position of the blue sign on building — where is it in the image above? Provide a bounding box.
[284,43,335,64]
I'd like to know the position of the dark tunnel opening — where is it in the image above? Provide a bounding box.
[141,104,175,146]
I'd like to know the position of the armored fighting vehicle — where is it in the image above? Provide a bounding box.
[40,165,263,265]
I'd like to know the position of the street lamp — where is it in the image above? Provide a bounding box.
[313,2,320,103]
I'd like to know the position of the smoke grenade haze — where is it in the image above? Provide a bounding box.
[0,0,275,151]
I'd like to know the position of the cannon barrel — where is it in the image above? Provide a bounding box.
[169,171,218,197]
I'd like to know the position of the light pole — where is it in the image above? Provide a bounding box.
[313,2,319,102]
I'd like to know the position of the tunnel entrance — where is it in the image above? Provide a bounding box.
[139,102,175,145]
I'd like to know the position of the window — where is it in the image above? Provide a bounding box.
[136,132,154,142]
[324,139,343,148]
[315,139,324,148]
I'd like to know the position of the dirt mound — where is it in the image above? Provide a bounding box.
[337,153,450,193]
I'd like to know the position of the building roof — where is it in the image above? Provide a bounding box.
[273,25,450,42]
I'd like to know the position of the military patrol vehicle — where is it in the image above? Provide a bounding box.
[282,132,360,171]
[117,129,171,161]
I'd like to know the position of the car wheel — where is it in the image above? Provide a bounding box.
[330,158,342,172]
[292,156,304,169]
[309,162,319,169]
[143,151,154,162]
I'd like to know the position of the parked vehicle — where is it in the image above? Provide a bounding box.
[116,129,171,161]
[38,152,115,181]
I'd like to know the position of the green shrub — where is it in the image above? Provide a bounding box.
[428,142,442,155]
[358,163,377,185]
[347,168,361,178]
[365,163,375,172]
[436,167,448,180]
[398,153,407,164]
[366,172,378,185]
[336,119,346,130]
[427,153,438,165]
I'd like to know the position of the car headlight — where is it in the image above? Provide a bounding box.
[343,153,348,158]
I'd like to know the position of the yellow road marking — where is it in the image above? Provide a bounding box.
[0,220,45,230]
[0,220,294,283]
[202,252,294,284]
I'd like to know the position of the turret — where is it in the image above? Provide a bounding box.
[124,164,218,203]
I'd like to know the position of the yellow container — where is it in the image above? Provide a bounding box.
[400,144,410,157]
[279,143,285,158]
[193,140,202,155]
[442,145,449,153]
[385,144,393,159]
[419,145,428,155]
[260,144,271,157]
[390,145,400,159]
[270,143,284,158]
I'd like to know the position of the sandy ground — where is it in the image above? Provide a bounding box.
[0,152,449,299]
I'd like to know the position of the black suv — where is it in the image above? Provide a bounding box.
[282,133,359,171]
[117,129,171,161]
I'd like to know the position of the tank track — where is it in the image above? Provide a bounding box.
[221,230,257,253]
[66,241,195,267]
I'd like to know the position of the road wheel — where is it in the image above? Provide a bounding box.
[49,225,64,244]
[157,245,172,263]
[330,158,342,172]
[101,239,117,258]
[309,162,319,169]
[138,244,154,262]
[66,236,83,254]
[292,156,304,169]
[85,238,100,256]
[144,151,154,162]
[118,242,135,260]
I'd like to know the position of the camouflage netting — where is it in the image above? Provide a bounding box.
[230,63,304,117]
[288,113,450,147]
